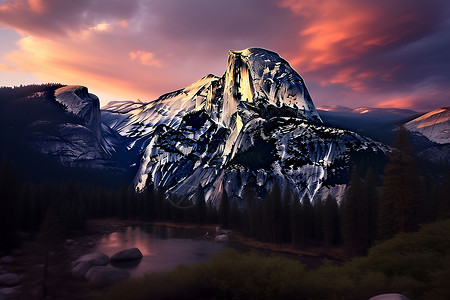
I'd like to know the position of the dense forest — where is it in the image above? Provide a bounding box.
[1,119,449,257]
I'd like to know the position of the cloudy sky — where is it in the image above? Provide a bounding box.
[0,0,449,111]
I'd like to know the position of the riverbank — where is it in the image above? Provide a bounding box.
[92,218,349,262]
[0,218,346,299]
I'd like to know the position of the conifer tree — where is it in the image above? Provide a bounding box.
[301,193,314,247]
[364,167,378,245]
[341,168,369,256]
[242,184,258,237]
[194,185,207,225]
[0,158,19,249]
[263,182,282,243]
[378,126,421,240]
[290,196,302,248]
[323,195,340,249]
[219,189,229,228]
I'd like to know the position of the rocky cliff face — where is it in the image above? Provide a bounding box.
[1,49,390,204]
[405,107,450,145]
[101,48,387,204]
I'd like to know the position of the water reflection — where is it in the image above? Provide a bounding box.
[94,226,225,277]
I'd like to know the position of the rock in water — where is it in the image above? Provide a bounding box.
[215,235,229,242]
[0,257,13,264]
[0,273,20,287]
[76,253,109,266]
[110,248,143,261]
[85,266,129,285]
[71,262,91,278]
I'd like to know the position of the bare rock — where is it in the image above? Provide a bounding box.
[0,273,20,287]
[215,234,229,242]
[0,287,16,298]
[369,294,411,300]
[85,266,129,285]
[76,253,109,266]
[0,257,13,264]
[110,248,143,261]
[71,262,91,278]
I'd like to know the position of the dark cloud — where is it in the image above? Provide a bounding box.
[0,0,448,110]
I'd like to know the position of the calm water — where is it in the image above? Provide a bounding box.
[94,226,226,277]
[94,225,326,277]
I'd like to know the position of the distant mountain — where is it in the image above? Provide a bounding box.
[404,107,450,164]
[404,107,450,144]
[317,105,420,144]
[0,84,134,185]
[1,48,389,204]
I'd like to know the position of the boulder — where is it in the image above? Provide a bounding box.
[0,273,20,287]
[110,248,143,261]
[0,287,16,298]
[215,235,229,242]
[369,293,411,300]
[71,262,91,278]
[76,253,109,266]
[0,257,13,264]
[85,266,129,285]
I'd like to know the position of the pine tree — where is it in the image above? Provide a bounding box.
[242,184,258,237]
[313,199,324,245]
[323,195,340,250]
[291,196,302,248]
[219,189,229,228]
[194,185,207,225]
[341,168,369,256]
[0,158,19,249]
[378,126,421,240]
[301,193,314,247]
[263,182,282,243]
[363,167,378,245]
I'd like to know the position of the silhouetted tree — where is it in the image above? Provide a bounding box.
[302,193,314,247]
[363,167,378,245]
[323,195,340,249]
[219,189,229,228]
[341,168,369,256]
[0,158,19,249]
[242,184,258,237]
[378,126,421,240]
[194,185,207,225]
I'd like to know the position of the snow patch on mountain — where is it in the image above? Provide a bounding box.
[405,107,450,144]
[99,48,388,204]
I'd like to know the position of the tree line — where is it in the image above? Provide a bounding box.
[1,127,449,256]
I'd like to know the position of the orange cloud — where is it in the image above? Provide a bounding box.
[27,0,46,14]
[129,51,164,67]
[376,97,414,109]
[4,31,167,103]
[116,20,129,28]
[0,64,12,72]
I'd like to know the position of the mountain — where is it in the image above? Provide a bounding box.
[0,84,134,185]
[317,105,419,144]
[404,107,450,145]
[101,48,387,204]
[404,107,450,164]
[1,48,389,204]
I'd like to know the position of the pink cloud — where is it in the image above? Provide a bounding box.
[0,0,448,112]
[129,51,164,67]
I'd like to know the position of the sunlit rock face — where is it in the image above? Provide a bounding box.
[23,86,117,168]
[102,48,387,204]
[405,107,450,145]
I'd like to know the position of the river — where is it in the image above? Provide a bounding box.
[93,225,325,277]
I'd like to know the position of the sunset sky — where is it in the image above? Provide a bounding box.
[0,0,449,111]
